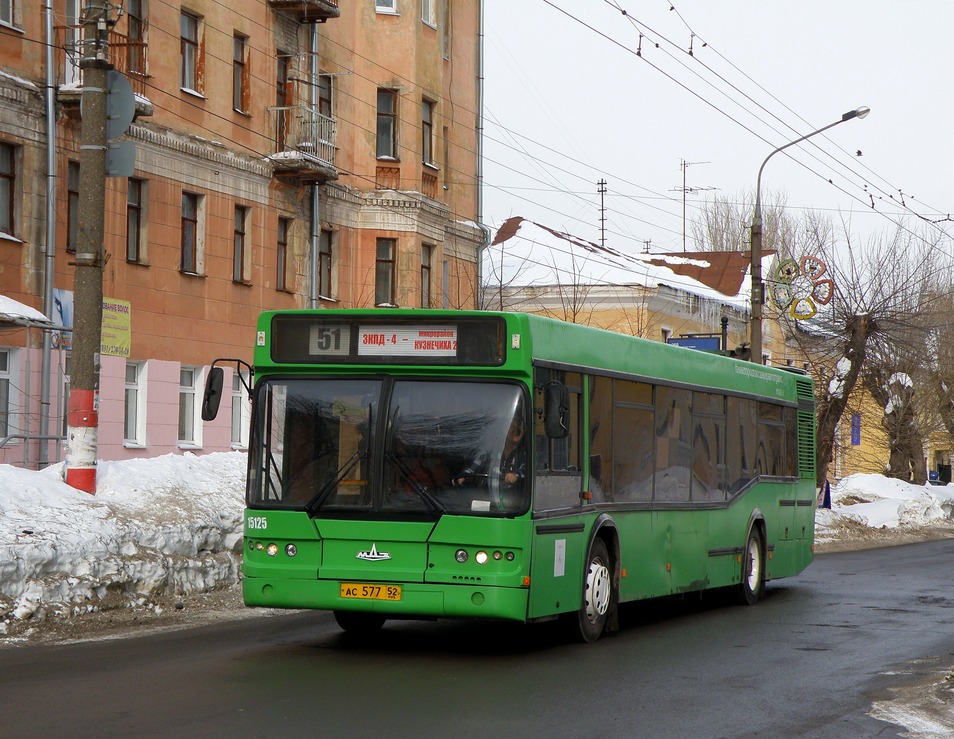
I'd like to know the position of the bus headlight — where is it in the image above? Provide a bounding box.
[285,544,298,557]
[475,551,489,565]
[455,549,468,563]
[266,543,279,557]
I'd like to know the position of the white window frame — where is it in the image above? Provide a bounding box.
[231,369,251,449]
[124,361,147,447]
[64,0,81,85]
[0,347,16,440]
[422,0,436,26]
[178,365,202,447]
[375,0,397,14]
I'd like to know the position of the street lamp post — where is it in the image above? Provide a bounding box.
[748,106,870,363]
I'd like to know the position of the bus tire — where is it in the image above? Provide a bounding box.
[574,537,612,643]
[738,526,765,606]
[333,610,387,634]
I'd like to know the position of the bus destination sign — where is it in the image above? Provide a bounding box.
[358,325,458,357]
[271,314,506,366]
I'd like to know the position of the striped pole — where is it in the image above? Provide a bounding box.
[65,389,98,493]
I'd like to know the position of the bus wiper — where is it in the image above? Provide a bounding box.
[304,450,365,517]
[385,451,444,514]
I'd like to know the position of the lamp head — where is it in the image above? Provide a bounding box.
[842,106,871,121]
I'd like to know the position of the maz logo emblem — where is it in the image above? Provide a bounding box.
[356,544,391,561]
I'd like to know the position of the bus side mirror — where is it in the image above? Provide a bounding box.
[544,382,570,439]
[201,367,225,422]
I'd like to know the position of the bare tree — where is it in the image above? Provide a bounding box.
[790,222,950,486]
[690,190,797,258]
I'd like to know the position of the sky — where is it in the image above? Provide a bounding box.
[2,449,954,639]
[481,1,952,258]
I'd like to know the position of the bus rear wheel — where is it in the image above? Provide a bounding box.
[573,537,612,643]
[333,610,387,634]
[738,527,765,606]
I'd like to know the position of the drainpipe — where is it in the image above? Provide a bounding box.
[309,23,319,309]
[39,0,58,468]
[475,1,489,308]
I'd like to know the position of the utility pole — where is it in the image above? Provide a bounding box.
[671,159,713,252]
[597,179,607,248]
[65,0,110,493]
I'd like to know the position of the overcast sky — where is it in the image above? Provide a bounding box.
[481,1,951,256]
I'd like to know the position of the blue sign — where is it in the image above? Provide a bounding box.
[668,337,721,351]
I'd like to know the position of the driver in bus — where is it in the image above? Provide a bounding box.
[453,413,527,490]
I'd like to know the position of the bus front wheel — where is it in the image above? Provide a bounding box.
[738,527,765,606]
[334,610,387,634]
[573,537,612,643]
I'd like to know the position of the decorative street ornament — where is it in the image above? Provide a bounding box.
[770,255,834,320]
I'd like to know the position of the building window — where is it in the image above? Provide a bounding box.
[231,370,250,448]
[178,366,198,445]
[124,361,144,444]
[64,0,81,85]
[0,142,14,235]
[0,348,11,437]
[421,244,432,307]
[276,216,290,292]
[421,99,435,166]
[233,34,249,113]
[0,0,14,26]
[127,0,147,76]
[180,191,202,274]
[275,53,290,150]
[375,0,397,13]
[126,178,144,263]
[375,238,396,306]
[233,205,250,284]
[318,73,332,118]
[180,11,201,93]
[319,229,333,298]
[422,0,436,26]
[442,125,449,189]
[376,89,397,159]
[66,161,79,253]
[441,0,450,58]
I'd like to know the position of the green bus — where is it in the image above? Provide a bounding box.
[203,309,816,642]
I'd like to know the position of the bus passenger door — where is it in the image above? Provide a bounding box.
[528,368,586,619]
[528,519,586,619]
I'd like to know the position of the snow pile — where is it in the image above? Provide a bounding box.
[815,473,954,541]
[0,452,246,632]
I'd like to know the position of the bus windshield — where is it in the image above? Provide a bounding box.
[248,378,529,516]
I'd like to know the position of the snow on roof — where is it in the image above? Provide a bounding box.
[0,295,51,325]
[484,217,771,307]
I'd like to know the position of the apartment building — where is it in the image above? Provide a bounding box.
[0,0,485,469]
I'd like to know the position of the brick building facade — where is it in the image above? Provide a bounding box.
[0,0,485,469]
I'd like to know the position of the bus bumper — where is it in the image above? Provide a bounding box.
[243,577,530,622]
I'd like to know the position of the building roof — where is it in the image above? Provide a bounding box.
[486,217,772,304]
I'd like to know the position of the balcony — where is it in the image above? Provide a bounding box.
[268,105,338,183]
[54,26,150,114]
[268,0,340,23]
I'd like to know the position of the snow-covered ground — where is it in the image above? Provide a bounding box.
[2,453,954,637]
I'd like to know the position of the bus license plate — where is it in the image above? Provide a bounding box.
[340,583,402,601]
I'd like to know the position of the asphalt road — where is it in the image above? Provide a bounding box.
[2,540,953,738]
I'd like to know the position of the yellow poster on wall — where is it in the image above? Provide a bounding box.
[101,298,131,357]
